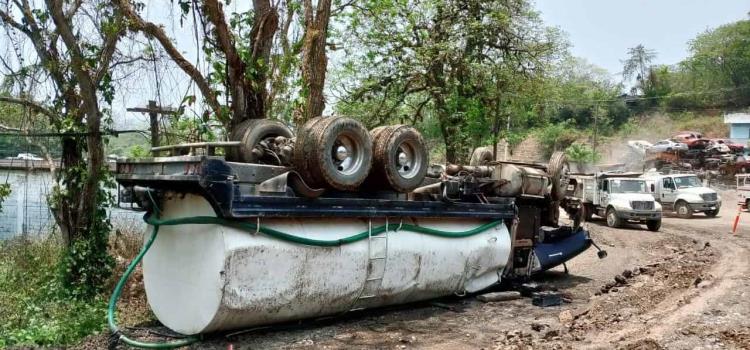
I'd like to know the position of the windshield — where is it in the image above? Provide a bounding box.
[674,176,702,188]
[610,179,647,193]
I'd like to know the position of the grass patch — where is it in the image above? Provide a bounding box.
[0,228,152,348]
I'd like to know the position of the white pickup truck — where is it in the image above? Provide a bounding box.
[561,172,662,231]
[642,173,721,218]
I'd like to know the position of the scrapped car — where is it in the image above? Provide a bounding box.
[648,139,689,153]
[711,138,745,153]
[706,141,731,155]
[673,132,709,149]
[627,140,652,155]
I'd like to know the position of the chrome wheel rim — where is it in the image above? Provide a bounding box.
[331,132,364,176]
[678,204,688,215]
[607,212,615,226]
[394,139,422,179]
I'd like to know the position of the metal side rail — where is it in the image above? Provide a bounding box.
[229,195,516,219]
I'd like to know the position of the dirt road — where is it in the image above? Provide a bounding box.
[96,190,750,350]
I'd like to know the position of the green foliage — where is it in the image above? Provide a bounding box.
[0,239,108,347]
[622,44,657,94]
[0,183,9,212]
[565,143,601,164]
[641,20,750,110]
[49,163,116,298]
[106,132,149,157]
[128,144,150,158]
[336,0,564,162]
[535,122,581,157]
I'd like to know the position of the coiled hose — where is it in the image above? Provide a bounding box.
[108,209,503,348]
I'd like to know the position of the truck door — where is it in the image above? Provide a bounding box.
[661,177,677,208]
[599,179,610,207]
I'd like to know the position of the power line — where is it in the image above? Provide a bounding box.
[0,129,149,137]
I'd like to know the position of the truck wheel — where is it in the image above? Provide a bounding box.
[469,146,494,166]
[292,117,328,180]
[548,151,570,201]
[675,201,693,219]
[583,204,594,221]
[606,208,622,228]
[230,119,293,164]
[367,125,428,192]
[305,117,373,191]
[646,220,661,231]
[704,209,719,217]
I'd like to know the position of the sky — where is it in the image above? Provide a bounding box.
[535,0,749,79]
[68,1,750,128]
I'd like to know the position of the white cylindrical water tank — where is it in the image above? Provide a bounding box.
[142,193,511,335]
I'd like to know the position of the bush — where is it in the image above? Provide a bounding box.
[536,122,581,157]
[565,143,601,164]
[0,229,152,348]
[0,238,108,347]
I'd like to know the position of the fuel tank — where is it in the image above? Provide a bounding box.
[492,164,550,197]
[142,193,512,335]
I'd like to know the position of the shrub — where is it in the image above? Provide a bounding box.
[565,143,601,164]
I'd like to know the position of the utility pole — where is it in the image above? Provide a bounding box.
[127,100,177,147]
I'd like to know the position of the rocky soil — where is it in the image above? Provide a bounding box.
[84,190,750,350]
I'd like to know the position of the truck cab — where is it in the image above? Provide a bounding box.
[643,173,720,218]
[562,173,662,231]
[735,174,750,210]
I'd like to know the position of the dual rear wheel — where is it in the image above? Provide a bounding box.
[291,117,428,192]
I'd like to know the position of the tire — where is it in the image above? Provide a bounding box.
[646,220,661,232]
[368,125,428,192]
[582,203,594,221]
[292,117,329,180]
[704,209,719,217]
[675,201,693,219]
[548,151,570,201]
[469,146,494,166]
[230,119,293,164]
[606,207,621,228]
[303,117,373,191]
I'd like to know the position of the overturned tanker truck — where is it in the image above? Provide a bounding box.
[112,117,606,346]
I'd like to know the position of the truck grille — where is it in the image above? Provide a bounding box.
[701,193,717,201]
[631,201,654,210]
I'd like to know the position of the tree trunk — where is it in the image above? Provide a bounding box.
[298,0,333,128]
[53,136,82,246]
[437,108,468,164]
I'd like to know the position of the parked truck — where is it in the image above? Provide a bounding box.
[561,172,662,231]
[642,173,721,218]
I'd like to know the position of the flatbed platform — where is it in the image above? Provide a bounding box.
[116,156,515,220]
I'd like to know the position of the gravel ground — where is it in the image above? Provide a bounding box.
[81,190,750,350]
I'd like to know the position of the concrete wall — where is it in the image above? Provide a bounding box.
[729,123,750,145]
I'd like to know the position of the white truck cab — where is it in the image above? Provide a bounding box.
[562,173,662,231]
[736,174,750,210]
[643,173,720,218]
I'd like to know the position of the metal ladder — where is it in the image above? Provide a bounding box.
[350,218,390,311]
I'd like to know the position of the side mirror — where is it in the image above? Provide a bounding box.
[650,184,655,192]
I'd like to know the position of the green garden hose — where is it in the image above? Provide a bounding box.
[108,207,503,348]
[107,223,200,349]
